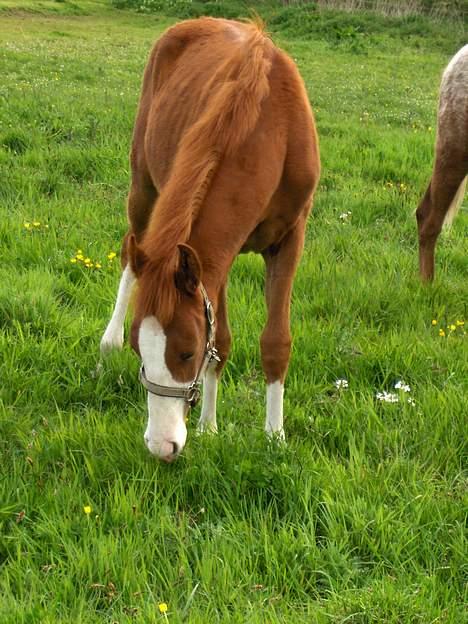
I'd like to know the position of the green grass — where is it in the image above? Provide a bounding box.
[0,2,467,622]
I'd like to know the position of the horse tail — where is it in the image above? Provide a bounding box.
[444,175,466,227]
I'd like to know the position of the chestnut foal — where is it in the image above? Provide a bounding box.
[416,44,467,281]
[101,18,320,461]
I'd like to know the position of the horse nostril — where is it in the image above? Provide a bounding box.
[171,441,179,456]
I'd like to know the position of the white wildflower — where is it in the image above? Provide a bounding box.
[334,378,349,390]
[376,391,399,403]
[339,211,352,221]
[394,380,411,393]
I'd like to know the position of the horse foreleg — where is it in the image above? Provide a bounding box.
[198,283,231,433]
[100,260,136,353]
[261,215,306,440]
[101,179,157,353]
[198,364,218,433]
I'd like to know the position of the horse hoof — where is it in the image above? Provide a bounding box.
[266,428,286,444]
[100,328,123,354]
[196,420,218,435]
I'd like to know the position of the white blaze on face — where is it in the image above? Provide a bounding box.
[139,316,189,460]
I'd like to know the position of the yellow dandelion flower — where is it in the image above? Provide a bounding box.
[449,324,456,331]
[76,253,84,261]
[23,222,31,229]
[158,603,168,614]
[431,319,437,326]
[439,329,445,337]
[107,252,117,260]
[84,258,91,264]
[33,221,41,227]
[70,258,77,264]
[83,505,92,515]
[456,320,464,326]
[95,263,102,269]
[77,249,83,255]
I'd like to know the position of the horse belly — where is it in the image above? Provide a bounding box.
[241,215,296,254]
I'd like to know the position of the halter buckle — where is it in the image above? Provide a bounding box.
[208,345,221,363]
[186,382,201,407]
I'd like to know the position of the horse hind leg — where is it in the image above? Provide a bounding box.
[260,214,308,440]
[100,179,157,353]
[416,157,467,282]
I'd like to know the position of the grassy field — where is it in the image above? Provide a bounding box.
[0,1,467,622]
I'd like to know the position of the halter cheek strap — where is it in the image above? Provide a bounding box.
[139,283,220,408]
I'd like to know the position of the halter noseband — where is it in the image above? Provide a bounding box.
[139,284,220,408]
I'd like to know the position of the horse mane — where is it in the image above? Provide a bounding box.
[136,20,272,325]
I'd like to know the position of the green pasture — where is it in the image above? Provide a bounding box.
[0,1,466,622]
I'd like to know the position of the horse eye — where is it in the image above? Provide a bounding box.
[180,352,194,361]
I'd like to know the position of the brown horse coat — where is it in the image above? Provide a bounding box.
[101,18,320,460]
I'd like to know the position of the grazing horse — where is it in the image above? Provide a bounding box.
[416,44,467,281]
[100,18,320,462]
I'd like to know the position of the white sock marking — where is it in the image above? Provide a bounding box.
[265,381,285,439]
[198,365,218,433]
[100,265,135,353]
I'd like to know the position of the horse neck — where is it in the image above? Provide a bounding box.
[189,218,240,309]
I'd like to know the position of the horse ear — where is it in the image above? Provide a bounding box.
[127,233,147,277]
[175,244,202,295]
